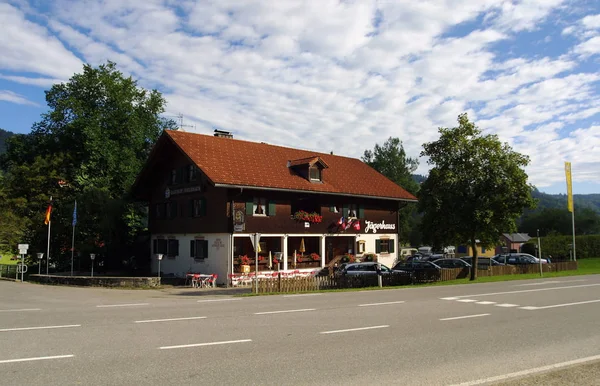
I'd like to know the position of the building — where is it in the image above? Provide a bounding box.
[498,233,531,254]
[456,241,496,258]
[132,130,417,285]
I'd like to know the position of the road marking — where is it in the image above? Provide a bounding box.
[358,301,405,307]
[135,316,207,324]
[255,308,316,315]
[320,325,389,334]
[0,308,41,312]
[160,339,252,350]
[0,324,81,332]
[440,314,490,321]
[520,299,600,310]
[456,299,478,303]
[0,354,74,364]
[96,303,150,308]
[514,281,561,286]
[495,303,519,308]
[449,283,600,299]
[449,354,600,386]
[197,298,241,303]
[441,297,460,300]
[476,301,496,305]
[283,294,323,298]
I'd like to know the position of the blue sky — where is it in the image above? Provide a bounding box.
[1,0,599,195]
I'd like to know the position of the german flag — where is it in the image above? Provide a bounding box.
[44,199,52,225]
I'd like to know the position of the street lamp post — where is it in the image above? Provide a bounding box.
[157,254,163,282]
[90,253,96,277]
[37,253,44,275]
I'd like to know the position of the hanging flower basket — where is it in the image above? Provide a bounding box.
[292,210,323,223]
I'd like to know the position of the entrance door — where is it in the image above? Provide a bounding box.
[325,237,354,265]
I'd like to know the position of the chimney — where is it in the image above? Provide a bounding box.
[214,129,233,138]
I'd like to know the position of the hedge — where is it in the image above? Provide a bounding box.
[523,234,600,259]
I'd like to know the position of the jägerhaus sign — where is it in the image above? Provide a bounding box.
[364,220,396,234]
[165,186,202,199]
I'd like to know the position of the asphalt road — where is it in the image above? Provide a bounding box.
[1,275,599,386]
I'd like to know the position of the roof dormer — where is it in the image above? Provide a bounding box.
[287,156,329,183]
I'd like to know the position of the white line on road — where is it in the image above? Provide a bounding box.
[441,297,460,300]
[0,355,74,364]
[320,325,389,334]
[283,293,323,298]
[515,279,586,286]
[160,339,252,350]
[456,299,478,303]
[476,301,496,305]
[440,314,490,321]
[520,299,600,310]
[495,303,519,308]
[135,316,207,324]
[255,308,316,315]
[0,324,81,332]
[358,301,405,307]
[449,354,600,386]
[0,308,41,312]
[197,298,241,303]
[450,283,600,299]
[96,303,150,308]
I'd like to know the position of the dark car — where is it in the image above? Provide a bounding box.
[336,262,392,277]
[392,261,441,282]
[432,258,471,269]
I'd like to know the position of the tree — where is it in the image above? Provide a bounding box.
[0,62,177,270]
[519,207,600,236]
[362,137,420,244]
[419,113,535,280]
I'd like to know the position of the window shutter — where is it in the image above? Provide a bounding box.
[329,205,335,212]
[174,240,179,256]
[268,201,276,216]
[342,205,349,218]
[190,240,195,258]
[176,167,183,184]
[358,205,364,219]
[200,198,207,216]
[153,239,158,254]
[189,200,194,217]
[171,202,178,219]
[375,239,381,253]
[389,240,395,253]
[246,200,253,215]
[202,240,209,259]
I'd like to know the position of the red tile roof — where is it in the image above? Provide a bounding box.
[288,156,328,168]
[163,130,416,201]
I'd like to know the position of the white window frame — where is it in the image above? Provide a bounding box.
[309,166,321,182]
[348,204,358,219]
[253,197,267,216]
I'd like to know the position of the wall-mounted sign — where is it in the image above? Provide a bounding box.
[168,186,203,197]
[234,208,245,232]
[364,220,396,234]
[212,239,225,251]
[164,187,170,199]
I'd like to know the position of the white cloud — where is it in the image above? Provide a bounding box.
[0,90,39,106]
[0,0,599,191]
[0,74,63,88]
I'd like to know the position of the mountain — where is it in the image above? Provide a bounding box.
[531,189,600,213]
[0,128,14,156]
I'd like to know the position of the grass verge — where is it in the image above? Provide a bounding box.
[0,251,18,265]
[240,258,600,296]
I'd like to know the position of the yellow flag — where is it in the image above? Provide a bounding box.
[565,162,573,212]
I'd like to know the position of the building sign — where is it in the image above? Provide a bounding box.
[212,239,225,251]
[364,220,396,234]
[167,186,203,197]
[234,208,245,232]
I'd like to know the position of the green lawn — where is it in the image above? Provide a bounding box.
[0,251,17,265]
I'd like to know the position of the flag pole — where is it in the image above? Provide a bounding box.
[46,196,52,275]
[565,162,576,262]
[71,200,76,276]
[571,209,576,262]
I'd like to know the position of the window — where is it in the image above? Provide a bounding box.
[166,201,178,219]
[191,198,206,217]
[186,164,197,182]
[254,198,266,216]
[348,204,357,218]
[190,239,209,259]
[155,203,166,219]
[375,239,395,254]
[167,239,179,257]
[153,239,167,255]
[170,169,177,185]
[330,205,339,213]
[309,166,321,182]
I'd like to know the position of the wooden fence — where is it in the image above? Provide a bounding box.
[254,261,579,293]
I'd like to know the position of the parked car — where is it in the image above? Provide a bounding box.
[432,258,471,269]
[460,256,505,268]
[392,260,441,273]
[493,253,548,265]
[335,262,392,277]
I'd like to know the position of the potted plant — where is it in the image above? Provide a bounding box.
[310,252,320,262]
[363,253,377,262]
[238,255,250,273]
[292,210,323,224]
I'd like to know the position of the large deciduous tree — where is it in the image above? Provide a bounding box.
[419,113,535,280]
[362,137,420,244]
[0,61,176,270]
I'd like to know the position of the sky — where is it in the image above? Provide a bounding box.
[0,0,599,195]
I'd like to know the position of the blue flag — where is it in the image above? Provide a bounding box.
[72,200,77,227]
